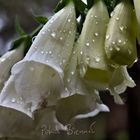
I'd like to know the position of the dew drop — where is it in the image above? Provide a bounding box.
[95,57,100,62]
[116,47,120,51]
[29,67,34,71]
[118,39,122,43]
[62,59,66,63]
[92,39,95,43]
[116,17,119,21]
[71,71,75,75]
[41,51,44,54]
[95,22,98,25]
[41,31,46,35]
[128,49,132,55]
[60,37,63,40]
[112,41,116,45]
[80,51,83,55]
[67,78,71,83]
[109,47,113,51]
[32,36,36,42]
[48,51,52,55]
[68,19,71,22]
[51,32,56,38]
[119,26,124,31]
[0,58,5,62]
[73,51,76,54]
[69,31,72,34]
[90,14,93,18]
[94,15,98,18]
[94,32,99,37]
[86,43,90,47]
[11,98,16,103]
[106,35,110,40]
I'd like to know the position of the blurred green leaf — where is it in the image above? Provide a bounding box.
[10,36,28,50]
[34,16,48,24]
[15,17,26,36]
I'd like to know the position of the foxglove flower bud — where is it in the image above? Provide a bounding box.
[134,0,140,44]
[105,1,137,66]
[77,0,112,89]
[0,46,24,91]
[0,1,76,118]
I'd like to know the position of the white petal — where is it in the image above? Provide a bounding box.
[25,1,76,76]
[0,47,24,91]
[0,61,63,118]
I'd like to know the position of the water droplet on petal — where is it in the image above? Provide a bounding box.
[109,47,113,51]
[73,51,76,54]
[95,22,98,25]
[29,67,34,71]
[95,57,100,62]
[112,41,116,45]
[68,19,71,22]
[92,39,95,43]
[80,51,83,55]
[51,32,56,38]
[41,31,46,35]
[69,31,72,34]
[119,26,124,31]
[67,79,71,83]
[86,43,90,47]
[128,49,132,55]
[110,11,114,17]
[0,58,5,62]
[41,51,44,54]
[60,37,63,40]
[116,47,120,51]
[118,39,122,43]
[90,14,93,18]
[106,35,110,40]
[48,51,52,55]
[94,32,99,37]
[11,98,16,103]
[71,71,75,75]
[116,17,119,21]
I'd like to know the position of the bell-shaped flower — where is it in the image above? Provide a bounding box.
[55,43,109,125]
[0,46,24,91]
[77,0,112,90]
[105,1,137,66]
[0,1,76,118]
[134,0,140,44]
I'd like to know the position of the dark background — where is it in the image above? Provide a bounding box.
[0,0,140,140]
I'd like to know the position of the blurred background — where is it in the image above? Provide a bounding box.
[0,0,140,140]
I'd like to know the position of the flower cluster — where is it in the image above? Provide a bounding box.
[0,0,139,139]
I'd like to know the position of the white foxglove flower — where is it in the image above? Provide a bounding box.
[55,44,109,125]
[134,0,140,44]
[0,1,76,118]
[105,1,137,66]
[77,0,112,89]
[0,46,24,91]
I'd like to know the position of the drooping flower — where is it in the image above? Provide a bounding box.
[55,42,109,125]
[0,1,76,118]
[77,0,112,89]
[105,1,137,66]
[0,46,24,91]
